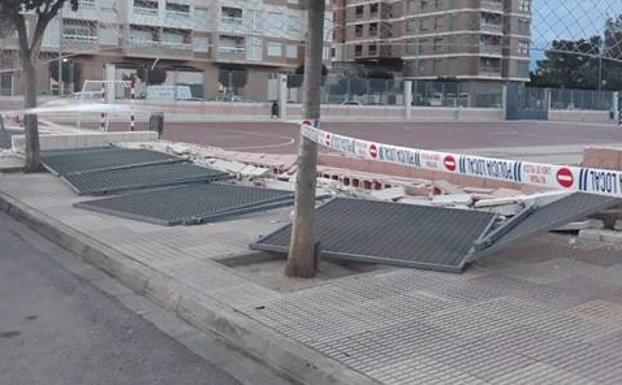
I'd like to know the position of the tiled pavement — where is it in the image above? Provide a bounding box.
[2,172,622,385]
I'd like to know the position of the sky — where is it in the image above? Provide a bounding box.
[531,0,622,65]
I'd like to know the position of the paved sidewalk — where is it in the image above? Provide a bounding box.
[2,172,622,385]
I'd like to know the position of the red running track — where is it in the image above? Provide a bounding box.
[94,120,622,154]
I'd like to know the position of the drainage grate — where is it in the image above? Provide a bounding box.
[64,162,229,195]
[75,183,294,225]
[251,198,497,273]
[42,147,177,175]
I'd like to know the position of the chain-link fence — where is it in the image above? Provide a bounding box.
[549,88,613,111]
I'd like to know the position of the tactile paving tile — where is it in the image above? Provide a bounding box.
[42,146,178,175]
[75,183,294,225]
[251,198,497,272]
[64,162,228,195]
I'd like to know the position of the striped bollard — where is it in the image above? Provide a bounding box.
[130,79,136,131]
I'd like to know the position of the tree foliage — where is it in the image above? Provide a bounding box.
[530,16,622,90]
[137,66,167,85]
[287,64,328,88]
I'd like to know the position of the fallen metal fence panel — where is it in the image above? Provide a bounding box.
[42,147,177,176]
[251,198,497,273]
[75,183,295,225]
[64,162,229,196]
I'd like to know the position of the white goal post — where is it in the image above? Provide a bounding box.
[76,79,133,131]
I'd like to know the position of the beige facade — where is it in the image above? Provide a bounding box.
[337,0,532,83]
[0,0,333,100]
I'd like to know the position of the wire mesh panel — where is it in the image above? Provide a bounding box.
[63,162,228,195]
[475,193,620,256]
[252,198,497,273]
[0,129,18,149]
[75,183,294,225]
[42,147,178,175]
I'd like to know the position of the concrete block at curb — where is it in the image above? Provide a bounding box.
[0,191,383,385]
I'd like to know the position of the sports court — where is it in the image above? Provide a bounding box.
[100,119,622,156]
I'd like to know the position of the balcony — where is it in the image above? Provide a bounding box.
[218,46,246,60]
[481,0,503,12]
[480,22,502,33]
[480,44,502,56]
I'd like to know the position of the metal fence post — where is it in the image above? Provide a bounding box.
[545,88,552,121]
[612,91,619,125]
[501,85,508,120]
[404,80,413,120]
[278,73,288,119]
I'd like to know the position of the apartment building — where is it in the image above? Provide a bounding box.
[337,0,532,87]
[0,0,333,100]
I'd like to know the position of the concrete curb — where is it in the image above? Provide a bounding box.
[0,191,382,385]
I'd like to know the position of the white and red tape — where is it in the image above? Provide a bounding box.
[300,122,622,199]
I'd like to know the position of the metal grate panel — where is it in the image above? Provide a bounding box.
[75,183,294,225]
[251,198,497,272]
[474,193,620,257]
[42,147,177,175]
[64,162,229,195]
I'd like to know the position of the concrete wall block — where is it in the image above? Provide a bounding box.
[11,131,159,152]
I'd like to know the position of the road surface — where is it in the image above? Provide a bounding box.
[0,212,288,385]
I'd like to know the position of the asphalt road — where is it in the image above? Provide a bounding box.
[0,212,248,385]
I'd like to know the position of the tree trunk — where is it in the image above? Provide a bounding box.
[285,0,325,278]
[22,55,41,172]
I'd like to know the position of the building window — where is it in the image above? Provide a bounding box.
[406,19,416,33]
[286,45,298,58]
[267,42,283,57]
[433,59,443,73]
[166,1,190,13]
[518,40,530,55]
[369,23,378,36]
[134,0,158,10]
[420,18,430,31]
[434,15,444,30]
[518,19,530,35]
[355,45,363,57]
[421,0,428,11]
[369,3,379,16]
[519,0,531,12]
[221,7,243,24]
[516,62,529,77]
[419,38,427,54]
[406,0,416,13]
[369,44,377,56]
[406,39,416,55]
[355,6,364,18]
[63,19,97,41]
[355,24,363,37]
[434,0,442,8]
[418,59,426,74]
[433,38,443,53]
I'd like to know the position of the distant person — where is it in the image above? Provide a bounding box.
[271,100,279,119]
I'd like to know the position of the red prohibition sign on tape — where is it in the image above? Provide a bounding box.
[444,155,457,171]
[556,167,574,188]
[369,143,379,159]
[324,133,331,146]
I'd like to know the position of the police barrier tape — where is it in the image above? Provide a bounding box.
[301,123,622,199]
